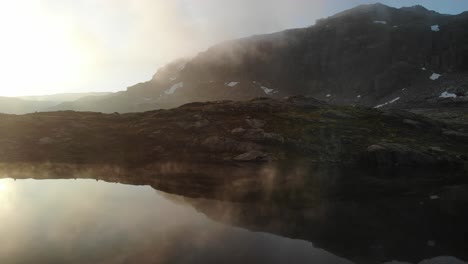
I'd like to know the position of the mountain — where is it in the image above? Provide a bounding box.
[0,97,57,114]
[45,90,160,113]
[49,3,468,113]
[0,93,112,114]
[19,92,111,103]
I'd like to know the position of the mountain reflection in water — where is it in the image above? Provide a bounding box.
[0,162,467,264]
[0,178,349,264]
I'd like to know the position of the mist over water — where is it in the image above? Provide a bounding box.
[0,178,350,264]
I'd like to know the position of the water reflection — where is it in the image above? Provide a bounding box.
[0,162,467,264]
[0,178,351,264]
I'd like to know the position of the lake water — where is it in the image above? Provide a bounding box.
[0,178,351,264]
[0,177,466,264]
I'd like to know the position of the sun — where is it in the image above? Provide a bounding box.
[0,1,97,97]
[0,178,12,194]
[0,179,14,212]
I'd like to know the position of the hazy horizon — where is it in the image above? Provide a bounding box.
[1,0,467,97]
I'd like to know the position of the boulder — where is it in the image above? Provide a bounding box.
[231,127,246,134]
[245,119,265,129]
[233,150,269,162]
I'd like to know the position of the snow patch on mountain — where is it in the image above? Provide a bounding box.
[165,82,184,95]
[439,91,457,98]
[373,20,387,25]
[375,97,400,108]
[226,82,239,87]
[431,25,440,32]
[430,73,441,80]
[260,86,275,95]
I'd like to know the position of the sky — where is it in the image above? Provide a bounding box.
[0,0,467,97]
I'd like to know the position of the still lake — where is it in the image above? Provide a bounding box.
[0,175,466,264]
[0,178,351,264]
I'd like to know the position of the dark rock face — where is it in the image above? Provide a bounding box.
[47,4,468,113]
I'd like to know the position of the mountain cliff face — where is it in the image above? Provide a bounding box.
[50,3,468,113]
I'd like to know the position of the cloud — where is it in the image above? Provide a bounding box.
[1,0,328,95]
[45,0,327,66]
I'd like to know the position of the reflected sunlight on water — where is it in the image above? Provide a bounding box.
[0,178,351,264]
[0,178,14,211]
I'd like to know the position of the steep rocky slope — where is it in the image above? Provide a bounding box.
[50,3,468,113]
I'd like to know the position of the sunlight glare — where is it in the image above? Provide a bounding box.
[0,1,97,96]
[0,179,14,212]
